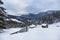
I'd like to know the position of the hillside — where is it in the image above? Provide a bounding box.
[0,22,60,40]
[4,10,60,28]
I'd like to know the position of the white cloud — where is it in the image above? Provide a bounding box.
[26,0,60,13]
[2,0,60,15]
[2,0,33,15]
[5,10,19,16]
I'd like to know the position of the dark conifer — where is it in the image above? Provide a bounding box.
[0,0,6,29]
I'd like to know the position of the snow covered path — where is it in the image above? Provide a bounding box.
[0,22,60,40]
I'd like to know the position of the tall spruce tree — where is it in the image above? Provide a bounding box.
[0,0,6,29]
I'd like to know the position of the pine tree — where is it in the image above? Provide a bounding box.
[0,0,6,29]
[0,0,3,4]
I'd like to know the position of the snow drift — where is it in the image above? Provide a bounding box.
[0,22,60,40]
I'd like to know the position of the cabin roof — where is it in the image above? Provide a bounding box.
[42,24,47,26]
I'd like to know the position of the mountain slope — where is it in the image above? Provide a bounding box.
[4,10,60,28]
[0,22,60,40]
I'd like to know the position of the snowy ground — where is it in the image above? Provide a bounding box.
[0,22,60,40]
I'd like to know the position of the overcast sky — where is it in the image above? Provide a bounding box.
[2,0,60,15]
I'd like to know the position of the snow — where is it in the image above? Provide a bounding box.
[29,24,36,28]
[42,24,47,26]
[0,22,60,40]
[10,19,22,23]
[5,19,10,21]
[5,18,23,23]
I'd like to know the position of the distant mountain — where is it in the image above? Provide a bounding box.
[6,15,31,22]
[21,10,60,24]
[4,10,60,28]
[21,11,51,19]
[5,10,57,21]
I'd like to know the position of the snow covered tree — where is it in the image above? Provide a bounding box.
[0,0,3,4]
[0,0,6,29]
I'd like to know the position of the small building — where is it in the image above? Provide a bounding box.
[41,24,48,28]
[29,24,37,28]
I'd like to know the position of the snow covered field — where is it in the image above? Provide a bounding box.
[0,22,60,40]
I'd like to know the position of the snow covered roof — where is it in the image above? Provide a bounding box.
[29,24,36,27]
[42,24,47,26]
